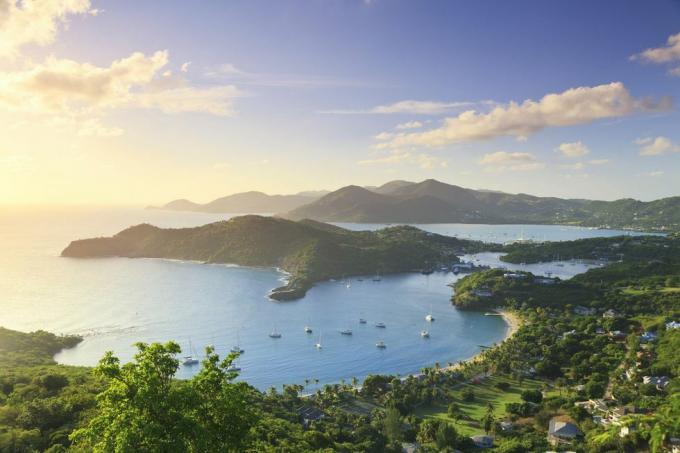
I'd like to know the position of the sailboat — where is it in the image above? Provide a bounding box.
[230,333,244,354]
[376,340,386,349]
[340,328,353,335]
[374,322,386,328]
[425,304,435,322]
[372,271,382,282]
[304,325,313,333]
[315,334,322,349]
[269,324,282,338]
[359,318,367,324]
[182,340,199,366]
[421,328,430,338]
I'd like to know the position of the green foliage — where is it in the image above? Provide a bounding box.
[70,342,255,452]
[520,389,543,404]
[434,422,458,449]
[62,216,480,300]
[383,406,402,443]
[656,329,680,377]
[460,387,475,402]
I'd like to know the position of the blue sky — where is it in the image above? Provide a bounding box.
[1,0,679,203]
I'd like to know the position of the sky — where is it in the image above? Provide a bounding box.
[1,0,680,205]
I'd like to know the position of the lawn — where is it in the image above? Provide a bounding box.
[414,375,546,437]
[621,286,680,295]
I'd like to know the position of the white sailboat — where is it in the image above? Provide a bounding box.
[421,328,430,338]
[269,324,282,338]
[376,340,386,349]
[340,328,353,335]
[375,322,386,328]
[182,340,199,366]
[304,325,313,333]
[425,304,435,322]
[315,334,322,349]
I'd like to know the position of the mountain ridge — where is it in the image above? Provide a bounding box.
[282,179,680,231]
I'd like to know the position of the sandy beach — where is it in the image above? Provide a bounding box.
[441,308,522,373]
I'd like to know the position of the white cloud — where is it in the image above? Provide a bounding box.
[588,159,609,165]
[324,100,483,115]
[180,62,191,73]
[648,171,664,177]
[632,32,680,64]
[0,0,95,58]
[556,141,590,158]
[376,83,671,148]
[636,136,680,156]
[560,162,585,171]
[373,131,395,141]
[206,63,359,88]
[358,151,448,169]
[478,151,544,172]
[395,120,423,130]
[0,50,242,116]
[669,66,680,77]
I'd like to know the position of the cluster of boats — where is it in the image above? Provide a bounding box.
[183,310,438,370]
[269,310,436,350]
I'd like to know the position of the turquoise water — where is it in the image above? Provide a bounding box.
[0,207,637,390]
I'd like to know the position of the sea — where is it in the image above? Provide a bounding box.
[0,206,653,390]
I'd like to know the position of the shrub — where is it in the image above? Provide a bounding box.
[495,381,511,391]
[461,387,475,402]
[520,389,543,404]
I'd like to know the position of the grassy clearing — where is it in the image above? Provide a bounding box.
[621,286,680,295]
[414,376,545,437]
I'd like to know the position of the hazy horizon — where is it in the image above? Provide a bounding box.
[2,0,680,205]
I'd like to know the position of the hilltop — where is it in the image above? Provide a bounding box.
[61,215,491,300]
[282,179,680,231]
[149,190,327,213]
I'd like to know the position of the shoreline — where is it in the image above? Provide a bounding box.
[442,308,521,373]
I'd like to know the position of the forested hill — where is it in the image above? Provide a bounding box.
[62,215,491,300]
[149,191,323,213]
[282,179,680,231]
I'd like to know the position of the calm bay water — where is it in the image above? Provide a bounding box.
[0,206,645,390]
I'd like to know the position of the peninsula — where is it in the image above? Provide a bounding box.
[61,215,493,300]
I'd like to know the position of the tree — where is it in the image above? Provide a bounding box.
[190,346,257,452]
[416,419,440,444]
[383,406,403,444]
[70,342,255,452]
[435,423,458,450]
[520,389,543,404]
[480,404,495,435]
[461,387,475,402]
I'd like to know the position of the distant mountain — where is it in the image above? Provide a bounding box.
[283,179,680,231]
[370,180,416,195]
[62,215,486,300]
[150,191,322,214]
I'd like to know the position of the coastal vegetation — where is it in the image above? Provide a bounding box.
[2,225,677,451]
[61,215,494,300]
